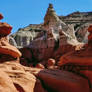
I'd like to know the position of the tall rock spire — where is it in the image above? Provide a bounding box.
[43,3,65,29]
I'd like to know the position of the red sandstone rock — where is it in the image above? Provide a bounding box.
[88,25,92,33]
[36,63,45,69]
[88,25,92,40]
[0,13,3,20]
[37,69,89,92]
[0,40,21,58]
[20,48,32,59]
[58,25,92,66]
[47,58,55,66]
[0,22,12,35]
[58,25,92,91]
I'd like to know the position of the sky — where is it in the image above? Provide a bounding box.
[0,0,92,34]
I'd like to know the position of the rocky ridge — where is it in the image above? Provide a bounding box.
[11,4,83,65]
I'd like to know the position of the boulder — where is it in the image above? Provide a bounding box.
[0,22,12,36]
[36,69,89,92]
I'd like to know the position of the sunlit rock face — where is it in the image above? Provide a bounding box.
[0,12,92,92]
[11,4,82,63]
[59,11,92,25]
[0,13,91,92]
[60,11,92,43]
[12,28,46,48]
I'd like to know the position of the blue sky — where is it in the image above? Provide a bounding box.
[0,0,92,34]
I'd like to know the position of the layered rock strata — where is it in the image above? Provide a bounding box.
[0,13,91,92]
[11,4,82,64]
[58,25,92,90]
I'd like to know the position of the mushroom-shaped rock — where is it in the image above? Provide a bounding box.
[0,40,21,58]
[0,13,3,20]
[0,22,12,36]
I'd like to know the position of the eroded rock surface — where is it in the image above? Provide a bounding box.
[36,69,90,92]
[0,14,21,62]
[0,5,92,92]
[11,4,82,64]
[58,25,92,91]
[58,25,92,66]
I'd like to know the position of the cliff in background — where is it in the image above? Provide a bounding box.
[10,4,84,65]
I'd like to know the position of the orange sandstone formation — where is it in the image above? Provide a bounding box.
[58,25,92,91]
[0,14,21,62]
[58,25,92,66]
[0,11,91,92]
[0,22,12,36]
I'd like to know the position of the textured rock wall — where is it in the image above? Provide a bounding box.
[0,12,91,92]
[11,4,82,64]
